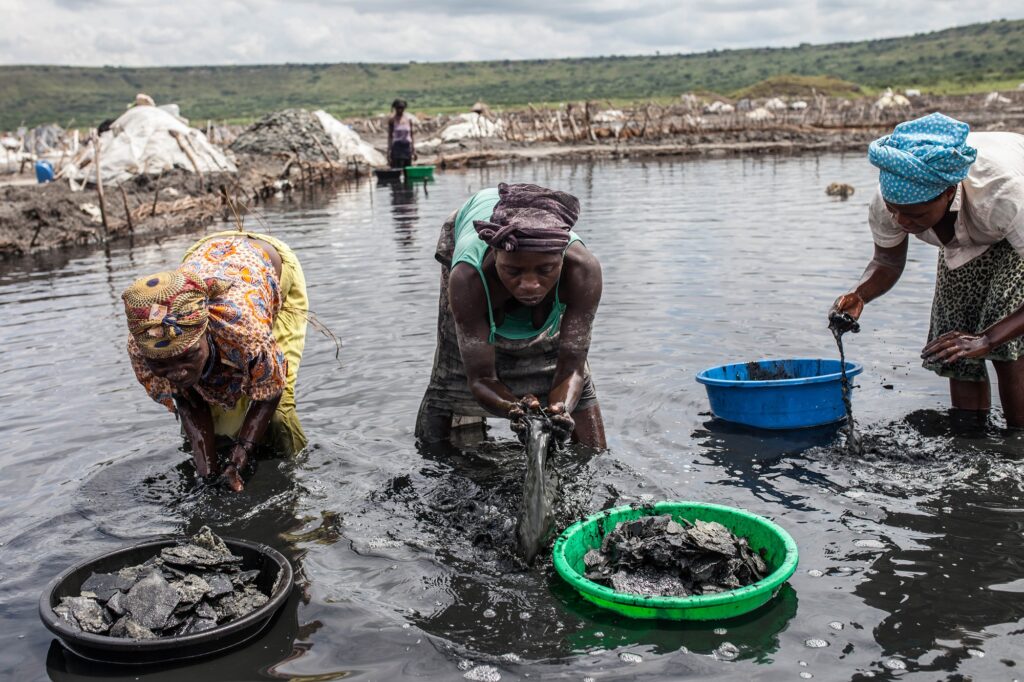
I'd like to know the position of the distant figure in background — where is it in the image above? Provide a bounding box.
[122,231,308,492]
[831,113,1024,426]
[387,98,415,169]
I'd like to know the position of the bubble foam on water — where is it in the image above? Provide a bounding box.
[800,673,813,679]
[619,652,643,664]
[483,608,496,619]
[854,539,886,549]
[713,627,728,635]
[883,658,906,670]
[807,569,824,577]
[828,621,844,630]
[804,639,829,648]
[464,665,501,682]
[715,642,740,660]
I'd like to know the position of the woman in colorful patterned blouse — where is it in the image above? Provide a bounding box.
[122,231,308,491]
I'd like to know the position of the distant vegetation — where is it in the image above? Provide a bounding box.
[731,75,864,100]
[1,19,1023,129]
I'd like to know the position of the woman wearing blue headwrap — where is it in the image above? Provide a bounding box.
[831,113,1024,426]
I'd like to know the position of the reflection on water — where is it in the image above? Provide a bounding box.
[0,156,1022,681]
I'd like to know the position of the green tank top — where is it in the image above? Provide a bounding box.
[451,187,582,344]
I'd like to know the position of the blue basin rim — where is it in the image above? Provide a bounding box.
[696,358,863,388]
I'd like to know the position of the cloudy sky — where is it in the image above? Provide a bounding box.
[2,0,1022,66]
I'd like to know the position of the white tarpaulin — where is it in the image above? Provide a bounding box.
[439,112,504,142]
[312,110,386,167]
[68,106,235,187]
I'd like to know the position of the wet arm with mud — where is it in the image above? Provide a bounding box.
[845,239,908,308]
[450,265,521,417]
[548,246,602,412]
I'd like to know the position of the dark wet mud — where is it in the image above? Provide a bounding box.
[830,311,863,455]
[583,514,768,597]
[743,361,792,381]
[4,156,1024,681]
[515,416,558,565]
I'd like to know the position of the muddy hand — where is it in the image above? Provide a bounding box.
[193,451,219,479]
[219,465,245,492]
[508,394,541,435]
[829,293,864,329]
[546,402,575,441]
[220,444,254,493]
[922,331,990,364]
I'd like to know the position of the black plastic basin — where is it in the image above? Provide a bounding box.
[39,537,292,665]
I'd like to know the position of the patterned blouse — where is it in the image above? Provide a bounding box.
[128,236,287,411]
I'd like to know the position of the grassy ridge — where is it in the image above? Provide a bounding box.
[2,19,1023,129]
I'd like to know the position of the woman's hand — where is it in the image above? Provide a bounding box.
[220,440,255,492]
[546,402,575,441]
[221,465,245,493]
[922,331,991,364]
[508,394,541,436]
[830,292,865,321]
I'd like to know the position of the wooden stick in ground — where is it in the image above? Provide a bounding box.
[118,185,134,233]
[151,187,161,216]
[168,129,204,187]
[313,137,338,171]
[566,104,581,141]
[92,135,110,242]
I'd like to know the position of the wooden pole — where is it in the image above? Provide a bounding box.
[168,129,204,189]
[92,135,110,242]
[119,185,134,233]
[566,104,581,141]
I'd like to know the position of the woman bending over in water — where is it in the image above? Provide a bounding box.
[416,183,606,447]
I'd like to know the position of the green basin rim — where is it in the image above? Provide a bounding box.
[552,501,799,609]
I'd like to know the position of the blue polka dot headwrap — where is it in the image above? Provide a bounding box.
[868,112,977,205]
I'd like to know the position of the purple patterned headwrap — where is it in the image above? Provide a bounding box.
[473,182,579,252]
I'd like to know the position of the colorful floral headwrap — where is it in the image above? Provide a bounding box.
[121,270,229,358]
[868,112,977,205]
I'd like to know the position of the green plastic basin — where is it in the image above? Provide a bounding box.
[552,501,799,621]
[404,165,435,180]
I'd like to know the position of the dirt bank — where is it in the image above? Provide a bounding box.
[0,153,352,259]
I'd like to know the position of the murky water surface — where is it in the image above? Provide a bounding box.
[3,156,1023,681]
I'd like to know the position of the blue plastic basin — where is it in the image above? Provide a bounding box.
[695,358,862,430]
[35,160,54,184]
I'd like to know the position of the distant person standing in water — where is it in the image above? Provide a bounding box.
[122,231,308,492]
[416,183,606,447]
[387,98,415,169]
[831,113,1024,426]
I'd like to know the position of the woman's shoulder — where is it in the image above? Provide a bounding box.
[561,242,602,304]
[564,240,600,271]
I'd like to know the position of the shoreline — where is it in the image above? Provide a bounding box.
[0,118,1014,263]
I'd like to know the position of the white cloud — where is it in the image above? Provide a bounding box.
[1,0,1021,65]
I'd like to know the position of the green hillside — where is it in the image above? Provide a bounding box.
[2,19,1022,129]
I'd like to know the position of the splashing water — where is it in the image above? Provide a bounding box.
[516,415,558,563]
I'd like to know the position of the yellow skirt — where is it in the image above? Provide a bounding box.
[182,230,308,455]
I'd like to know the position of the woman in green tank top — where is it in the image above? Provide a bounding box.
[415,183,606,447]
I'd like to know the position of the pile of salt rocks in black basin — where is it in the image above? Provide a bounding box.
[583,514,769,597]
[54,527,271,639]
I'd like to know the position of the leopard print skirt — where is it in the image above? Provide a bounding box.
[924,239,1024,381]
